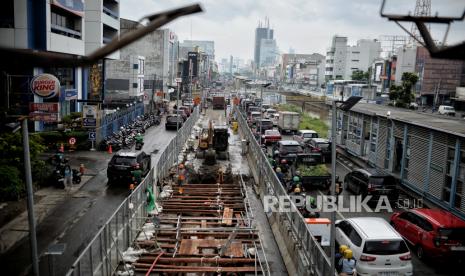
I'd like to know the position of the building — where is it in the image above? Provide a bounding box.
[345,39,381,79]
[336,102,465,219]
[325,36,348,80]
[325,36,381,81]
[0,0,120,131]
[394,45,417,85]
[181,40,215,60]
[105,19,177,107]
[85,0,119,59]
[281,53,325,86]
[254,18,274,68]
[259,38,278,67]
[415,46,465,105]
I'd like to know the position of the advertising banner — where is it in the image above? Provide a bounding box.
[30,74,61,99]
[65,89,78,100]
[29,112,59,122]
[29,103,59,113]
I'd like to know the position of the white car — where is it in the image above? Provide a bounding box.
[293,129,318,144]
[335,217,413,276]
[438,105,455,116]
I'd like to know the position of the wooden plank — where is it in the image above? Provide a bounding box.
[201,219,207,228]
[179,239,198,255]
[222,208,233,225]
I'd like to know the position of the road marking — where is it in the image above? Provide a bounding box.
[336,159,353,172]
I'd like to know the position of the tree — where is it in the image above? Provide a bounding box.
[389,72,419,108]
[351,70,369,81]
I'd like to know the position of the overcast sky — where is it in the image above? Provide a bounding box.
[120,0,465,62]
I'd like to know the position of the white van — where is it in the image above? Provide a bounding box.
[335,217,413,276]
[438,105,455,116]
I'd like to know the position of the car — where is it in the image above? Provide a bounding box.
[248,111,262,125]
[307,138,331,163]
[344,168,399,203]
[261,129,282,145]
[335,217,413,276]
[271,113,279,126]
[438,105,456,116]
[390,208,465,260]
[165,115,184,130]
[247,106,261,116]
[265,108,277,118]
[107,151,151,183]
[293,129,319,144]
[256,119,274,133]
[174,109,187,121]
[272,140,304,164]
[179,106,191,117]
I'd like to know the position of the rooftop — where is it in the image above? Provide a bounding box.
[349,217,401,240]
[350,103,465,138]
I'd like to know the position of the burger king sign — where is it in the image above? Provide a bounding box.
[30,73,61,99]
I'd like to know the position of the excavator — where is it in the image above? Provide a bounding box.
[196,120,229,165]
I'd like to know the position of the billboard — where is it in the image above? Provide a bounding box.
[30,74,60,99]
[187,52,198,77]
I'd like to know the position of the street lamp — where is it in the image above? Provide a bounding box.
[330,96,362,276]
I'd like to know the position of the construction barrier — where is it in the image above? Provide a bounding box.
[66,107,200,276]
[234,105,335,276]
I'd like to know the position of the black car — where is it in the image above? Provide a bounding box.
[107,151,151,183]
[272,140,304,165]
[257,119,274,134]
[165,115,184,130]
[344,168,399,202]
[307,138,331,163]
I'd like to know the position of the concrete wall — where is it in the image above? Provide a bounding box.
[395,46,416,85]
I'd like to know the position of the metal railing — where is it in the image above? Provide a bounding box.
[66,107,200,276]
[235,106,334,276]
[95,103,144,143]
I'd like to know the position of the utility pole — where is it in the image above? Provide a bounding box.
[22,118,39,276]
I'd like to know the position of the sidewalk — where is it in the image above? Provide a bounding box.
[0,150,112,254]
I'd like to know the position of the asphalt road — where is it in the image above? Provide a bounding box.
[0,116,176,276]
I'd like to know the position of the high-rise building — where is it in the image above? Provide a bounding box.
[181,40,215,60]
[259,39,278,67]
[254,18,274,68]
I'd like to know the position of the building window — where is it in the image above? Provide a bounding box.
[50,7,81,39]
[138,59,145,75]
[348,114,361,145]
[443,147,456,203]
[351,60,359,62]
[0,0,15,28]
[352,51,360,54]
[370,121,378,153]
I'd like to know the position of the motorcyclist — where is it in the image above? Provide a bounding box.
[280,158,289,174]
[131,163,143,184]
[275,167,285,185]
[135,132,144,143]
[268,154,277,170]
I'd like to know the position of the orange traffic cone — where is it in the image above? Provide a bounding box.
[108,144,113,154]
[59,143,64,153]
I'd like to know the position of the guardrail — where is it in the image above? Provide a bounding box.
[66,107,200,276]
[234,106,334,276]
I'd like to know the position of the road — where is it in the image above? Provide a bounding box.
[268,134,460,276]
[0,116,177,276]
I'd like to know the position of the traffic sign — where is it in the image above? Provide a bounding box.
[83,117,97,127]
[88,132,96,141]
[69,137,76,145]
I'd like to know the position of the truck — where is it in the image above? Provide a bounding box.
[277,111,300,134]
[212,96,225,109]
[290,154,334,190]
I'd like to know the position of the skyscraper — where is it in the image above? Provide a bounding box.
[254,17,274,68]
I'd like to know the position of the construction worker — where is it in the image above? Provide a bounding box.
[178,163,186,186]
[339,249,356,276]
[335,245,349,272]
[131,163,143,184]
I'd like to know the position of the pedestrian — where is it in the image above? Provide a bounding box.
[131,163,143,184]
[63,164,72,192]
[335,245,349,273]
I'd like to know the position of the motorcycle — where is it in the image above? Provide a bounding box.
[135,140,144,150]
[72,169,82,184]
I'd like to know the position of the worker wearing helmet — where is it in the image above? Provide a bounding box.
[339,249,356,276]
[135,132,144,144]
[280,158,289,174]
[335,245,349,272]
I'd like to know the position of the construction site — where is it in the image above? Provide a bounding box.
[114,108,284,275]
